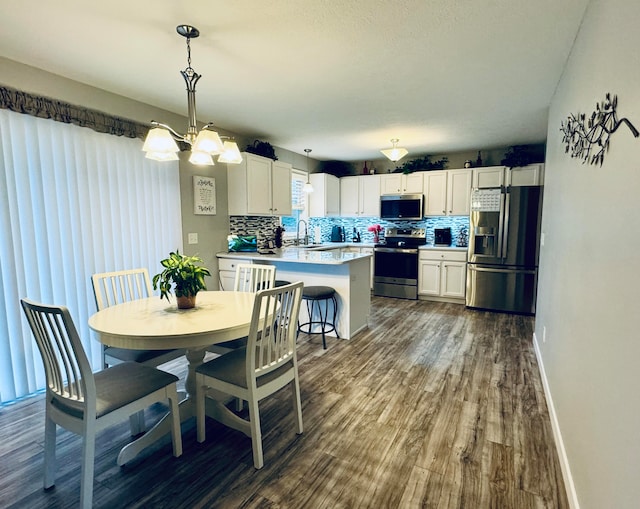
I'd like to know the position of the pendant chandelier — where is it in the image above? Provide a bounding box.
[380,138,408,162]
[142,25,242,166]
[302,149,314,193]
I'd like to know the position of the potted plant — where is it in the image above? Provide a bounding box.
[152,250,211,309]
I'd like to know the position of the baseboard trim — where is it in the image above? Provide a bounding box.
[532,332,580,509]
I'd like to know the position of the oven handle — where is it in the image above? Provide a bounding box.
[374,247,419,254]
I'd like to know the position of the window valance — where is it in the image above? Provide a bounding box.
[0,84,148,140]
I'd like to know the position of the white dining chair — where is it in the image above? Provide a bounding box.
[209,263,276,354]
[92,268,185,368]
[20,298,183,509]
[92,268,185,434]
[195,281,304,469]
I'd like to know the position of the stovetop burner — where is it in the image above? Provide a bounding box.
[377,227,426,248]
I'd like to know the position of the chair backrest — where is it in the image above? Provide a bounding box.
[91,268,153,311]
[246,281,304,381]
[20,299,96,411]
[234,264,276,293]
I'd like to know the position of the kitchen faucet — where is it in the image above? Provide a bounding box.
[296,219,309,246]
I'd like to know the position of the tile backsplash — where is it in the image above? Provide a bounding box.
[230,215,470,248]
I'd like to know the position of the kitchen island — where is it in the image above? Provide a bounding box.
[217,246,372,339]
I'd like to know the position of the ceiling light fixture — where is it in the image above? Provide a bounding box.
[380,138,409,163]
[302,149,314,193]
[142,25,242,166]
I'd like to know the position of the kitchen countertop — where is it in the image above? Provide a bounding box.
[217,245,373,265]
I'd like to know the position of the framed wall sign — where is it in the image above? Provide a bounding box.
[193,176,216,215]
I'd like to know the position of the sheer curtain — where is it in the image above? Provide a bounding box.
[0,108,182,404]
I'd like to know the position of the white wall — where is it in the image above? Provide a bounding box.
[535,0,640,507]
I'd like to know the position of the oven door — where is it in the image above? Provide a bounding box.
[373,247,419,299]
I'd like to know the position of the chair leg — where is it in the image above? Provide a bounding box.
[196,374,206,443]
[247,398,264,469]
[292,376,304,434]
[43,414,57,489]
[318,299,327,350]
[167,385,183,458]
[80,424,96,509]
[129,411,146,436]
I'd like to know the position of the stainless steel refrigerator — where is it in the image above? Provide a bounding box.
[466,185,543,314]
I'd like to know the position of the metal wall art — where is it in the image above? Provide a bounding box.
[560,93,638,166]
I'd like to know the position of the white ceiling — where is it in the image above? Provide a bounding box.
[0,0,588,161]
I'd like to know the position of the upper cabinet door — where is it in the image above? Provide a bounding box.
[424,171,447,216]
[270,161,292,216]
[381,173,423,194]
[360,175,381,216]
[447,169,471,216]
[472,166,505,189]
[506,164,545,186]
[340,176,359,216]
[246,154,273,215]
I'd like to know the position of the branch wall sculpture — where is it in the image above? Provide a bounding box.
[560,93,638,166]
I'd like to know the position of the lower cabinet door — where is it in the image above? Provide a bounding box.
[441,262,466,298]
[418,261,441,295]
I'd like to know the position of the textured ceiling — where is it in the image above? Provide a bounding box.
[0,0,589,161]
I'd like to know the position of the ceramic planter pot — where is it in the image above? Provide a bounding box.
[177,295,196,310]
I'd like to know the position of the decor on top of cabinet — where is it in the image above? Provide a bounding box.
[244,139,278,160]
[152,250,211,309]
[396,155,448,174]
[560,93,639,167]
[501,145,539,169]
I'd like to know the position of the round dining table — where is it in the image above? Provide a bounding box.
[88,290,256,464]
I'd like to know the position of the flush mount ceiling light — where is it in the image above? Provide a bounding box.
[142,25,242,166]
[302,149,314,193]
[380,138,409,163]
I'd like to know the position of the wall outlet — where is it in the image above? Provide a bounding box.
[540,232,545,246]
[188,233,198,245]
[543,326,547,343]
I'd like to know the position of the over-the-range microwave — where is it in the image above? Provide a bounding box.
[380,194,424,220]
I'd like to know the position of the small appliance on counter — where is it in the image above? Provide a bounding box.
[434,227,452,246]
[331,226,345,242]
[227,235,258,252]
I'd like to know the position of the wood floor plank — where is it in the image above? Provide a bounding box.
[0,297,569,508]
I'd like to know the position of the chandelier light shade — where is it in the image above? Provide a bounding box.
[302,148,314,193]
[218,141,243,164]
[143,25,242,166]
[380,138,409,162]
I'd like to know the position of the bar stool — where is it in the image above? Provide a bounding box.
[274,280,291,287]
[298,286,339,349]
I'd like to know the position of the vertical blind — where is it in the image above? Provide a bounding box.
[0,108,182,404]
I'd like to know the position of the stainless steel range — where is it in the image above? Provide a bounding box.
[373,227,426,299]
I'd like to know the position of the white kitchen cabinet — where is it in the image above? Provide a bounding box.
[472,166,505,188]
[308,173,340,217]
[506,164,545,186]
[424,169,471,216]
[340,175,381,217]
[473,164,544,188]
[227,152,292,216]
[381,172,424,194]
[419,249,467,301]
[217,257,244,291]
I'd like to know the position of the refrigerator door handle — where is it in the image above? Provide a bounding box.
[497,189,506,260]
[501,188,511,259]
[469,266,536,275]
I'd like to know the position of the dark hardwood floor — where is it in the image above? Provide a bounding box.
[0,297,568,508]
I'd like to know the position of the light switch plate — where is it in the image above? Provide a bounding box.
[188,233,198,245]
